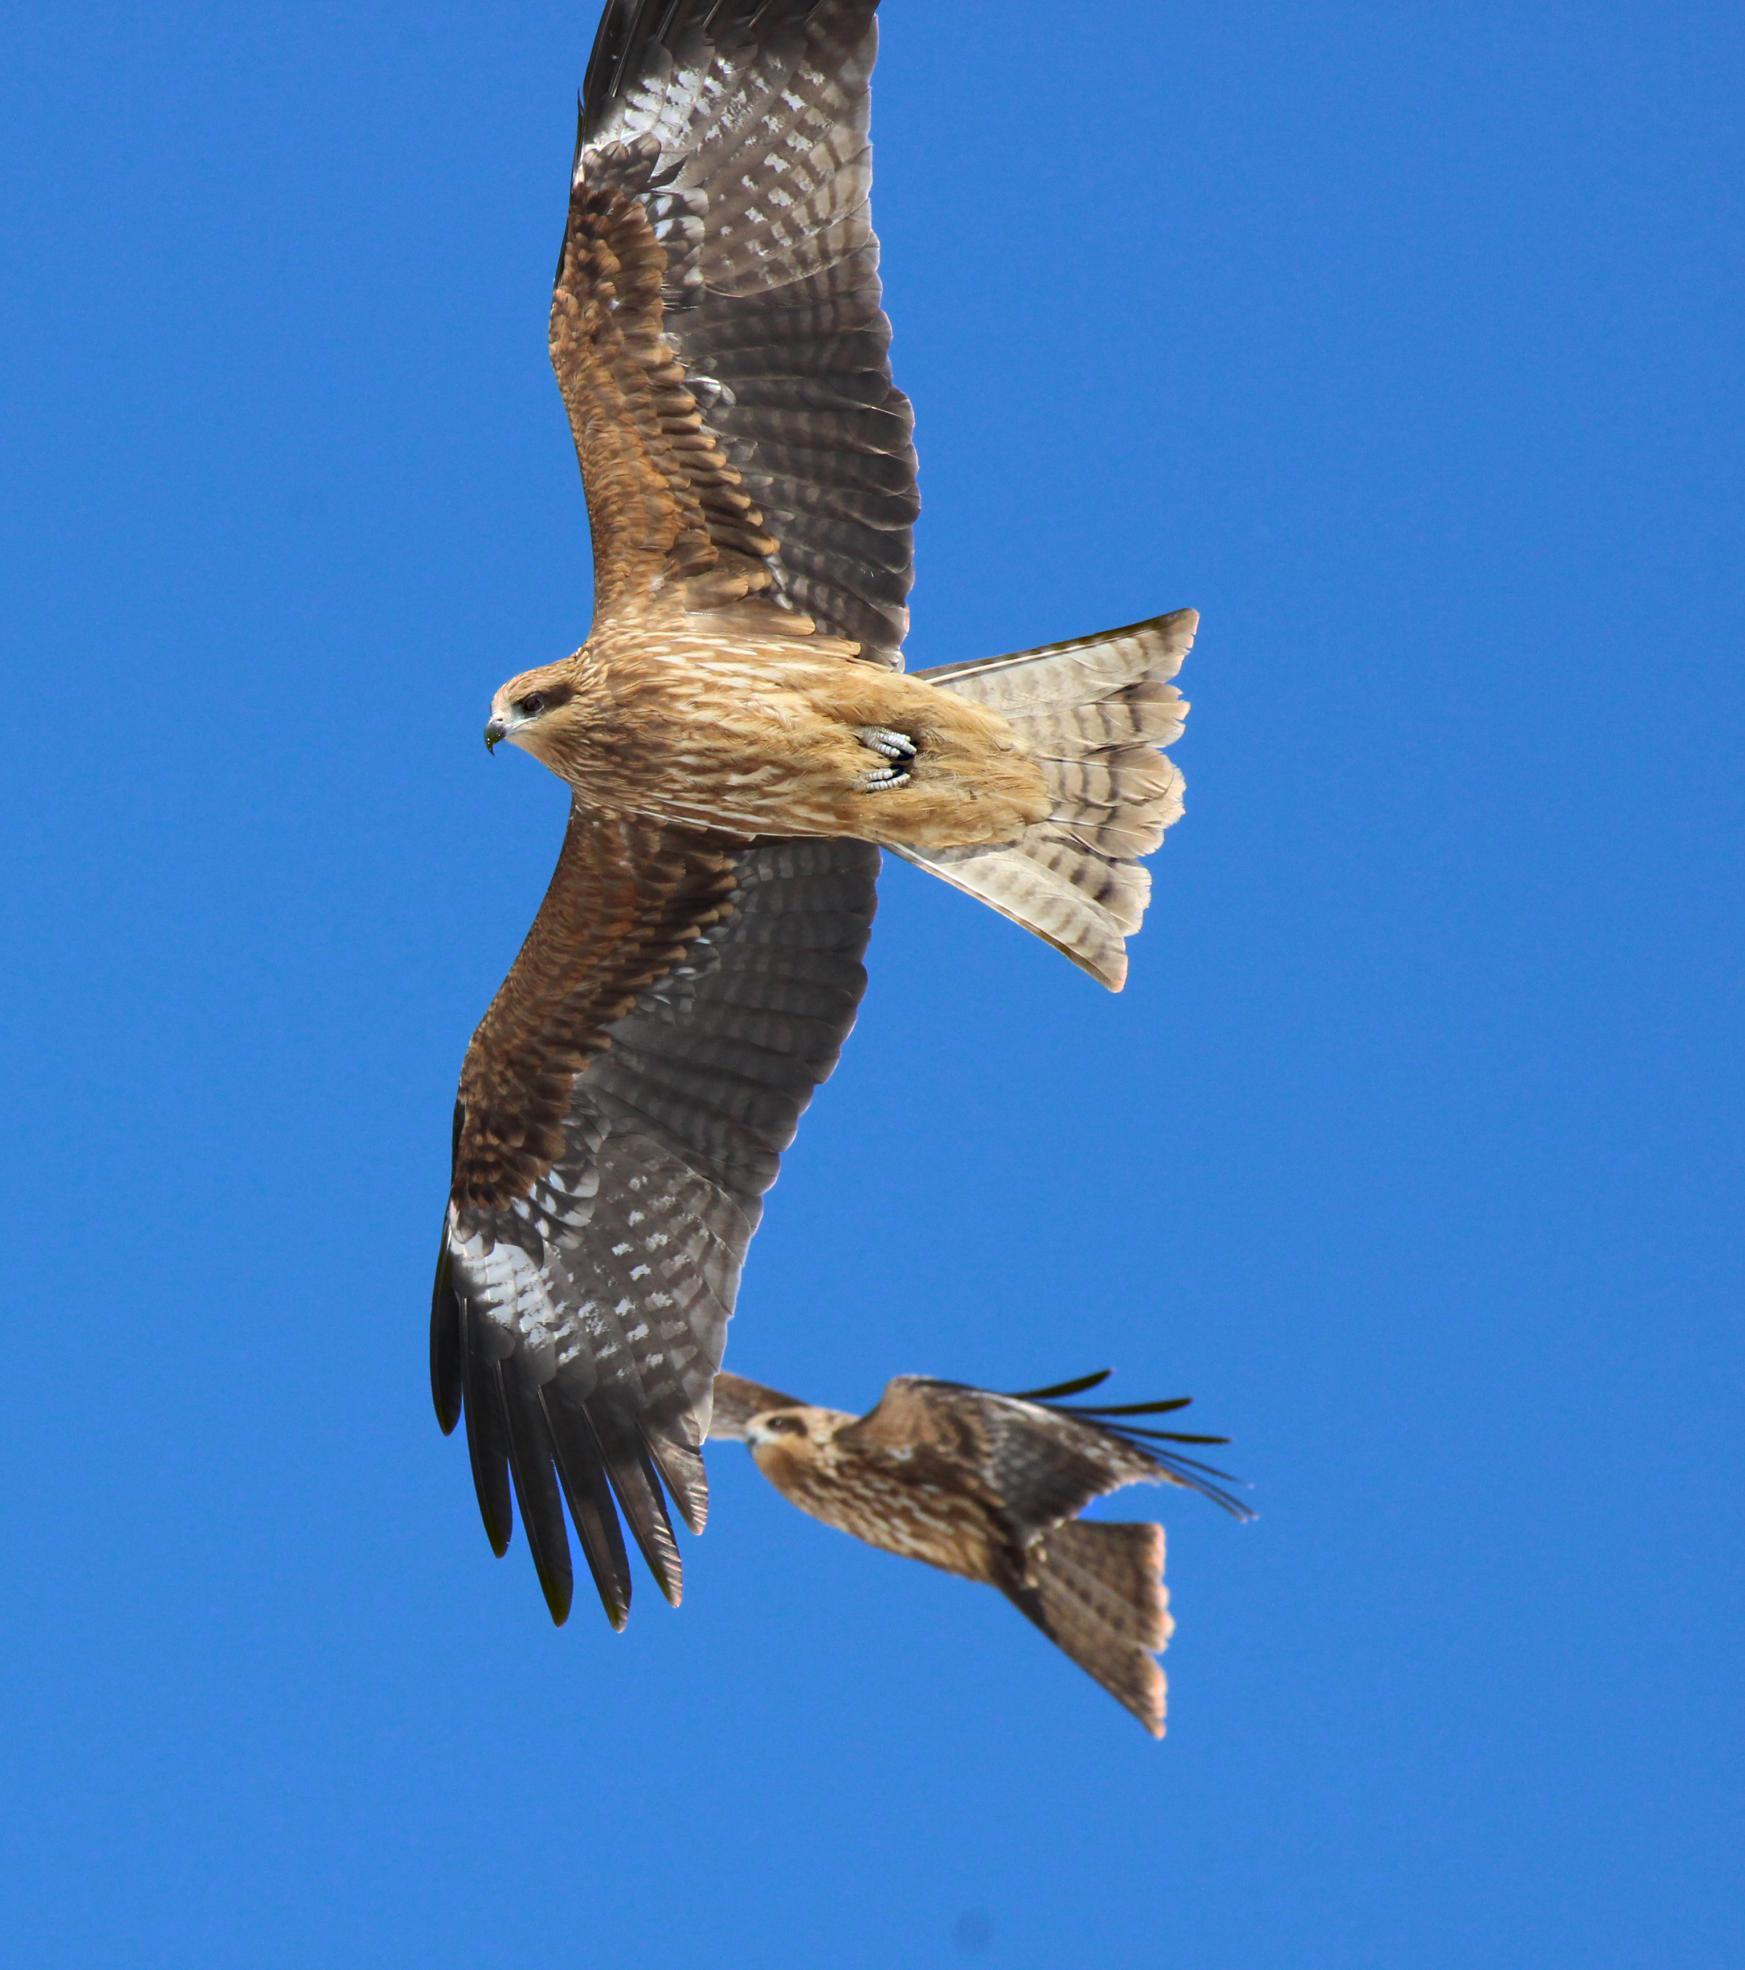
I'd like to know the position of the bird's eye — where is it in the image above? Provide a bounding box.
[517,692,546,717]
[765,1414,805,1436]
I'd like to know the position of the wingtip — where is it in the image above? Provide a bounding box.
[1004,1368,1115,1403]
[540,1573,574,1628]
[644,1433,711,1537]
[582,1556,630,1632]
[431,1246,464,1434]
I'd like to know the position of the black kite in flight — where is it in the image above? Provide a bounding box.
[433,0,1196,1627]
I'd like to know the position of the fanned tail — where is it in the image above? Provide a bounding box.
[902,610,1195,989]
[1005,1520,1174,1736]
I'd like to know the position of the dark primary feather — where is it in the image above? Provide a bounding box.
[1056,1394,1195,1419]
[429,1238,462,1434]
[1030,1417,1253,1524]
[460,1319,513,1558]
[544,1394,634,1627]
[593,1417,682,1601]
[1011,1384,1253,1519]
[914,1372,1257,1524]
[1004,1368,1118,1403]
[437,831,878,1623]
[499,1365,575,1624]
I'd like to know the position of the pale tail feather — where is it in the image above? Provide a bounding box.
[1009,1519,1174,1737]
[900,610,1196,989]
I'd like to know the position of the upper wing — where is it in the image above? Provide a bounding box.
[555,0,917,659]
[848,1373,1253,1539]
[433,810,878,1626]
[707,1370,809,1440]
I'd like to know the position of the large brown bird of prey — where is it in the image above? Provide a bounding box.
[433,0,1197,1629]
[710,1369,1251,1735]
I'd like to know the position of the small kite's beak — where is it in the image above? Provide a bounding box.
[483,716,507,753]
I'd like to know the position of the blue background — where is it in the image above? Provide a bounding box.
[4,2,1741,1964]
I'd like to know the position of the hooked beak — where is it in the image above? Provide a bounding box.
[483,716,508,753]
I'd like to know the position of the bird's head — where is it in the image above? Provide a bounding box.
[483,661,581,766]
[743,1404,851,1477]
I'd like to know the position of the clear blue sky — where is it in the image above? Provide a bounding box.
[4,3,1741,1964]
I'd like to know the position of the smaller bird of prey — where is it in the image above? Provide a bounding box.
[710,1368,1252,1735]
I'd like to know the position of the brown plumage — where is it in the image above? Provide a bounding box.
[710,1370,1252,1735]
[434,0,1198,1630]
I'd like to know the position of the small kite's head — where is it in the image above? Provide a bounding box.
[483,661,580,765]
[742,1403,853,1481]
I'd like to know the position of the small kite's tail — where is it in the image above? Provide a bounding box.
[1007,1519,1174,1737]
[898,610,1196,990]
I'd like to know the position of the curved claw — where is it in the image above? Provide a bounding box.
[857,725,918,761]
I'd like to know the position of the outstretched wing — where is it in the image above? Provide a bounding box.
[434,812,877,1626]
[850,1373,1253,1539]
[557,0,916,660]
[435,0,914,1628]
[707,1370,810,1440]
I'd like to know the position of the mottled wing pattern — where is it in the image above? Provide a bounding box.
[850,1374,1241,1737]
[842,1377,1142,1545]
[435,818,878,1625]
[437,0,913,1626]
[853,1373,1252,1535]
[556,0,917,659]
[707,1370,809,1440]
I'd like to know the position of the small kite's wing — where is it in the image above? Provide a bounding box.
[855,1374,1252,1536]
